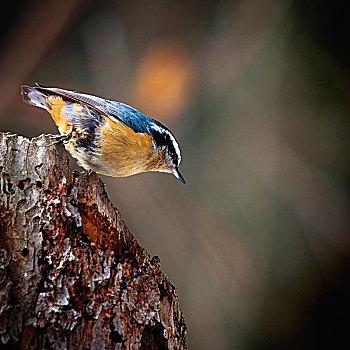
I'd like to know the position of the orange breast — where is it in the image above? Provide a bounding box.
[98,115,165,177]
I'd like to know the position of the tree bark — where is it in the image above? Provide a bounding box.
[0,132,187,349]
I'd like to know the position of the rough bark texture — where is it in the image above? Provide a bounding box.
[0,132,187,349]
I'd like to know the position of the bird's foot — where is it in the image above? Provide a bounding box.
[46,125,74,147]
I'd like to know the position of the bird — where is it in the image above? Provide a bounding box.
[21,83,185,184]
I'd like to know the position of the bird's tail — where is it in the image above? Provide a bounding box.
[21,85,48,110]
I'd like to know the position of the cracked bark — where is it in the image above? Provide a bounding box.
[0,132,187,349]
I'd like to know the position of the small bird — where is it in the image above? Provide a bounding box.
[21,83,185,183]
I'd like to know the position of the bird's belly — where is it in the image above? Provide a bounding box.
[67,141,153,177]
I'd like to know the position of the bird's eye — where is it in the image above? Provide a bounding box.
[167,146,178,166]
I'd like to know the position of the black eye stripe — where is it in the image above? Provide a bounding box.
[151,129,169,147]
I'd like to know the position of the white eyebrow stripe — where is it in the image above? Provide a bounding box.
[169,133,181,163]
[151,123,164,133]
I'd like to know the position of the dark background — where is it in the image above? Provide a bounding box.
[1,1,349,349]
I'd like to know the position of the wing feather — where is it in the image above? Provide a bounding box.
[35,83,107,112]
[105,100,157,134]
[34,83,161,135]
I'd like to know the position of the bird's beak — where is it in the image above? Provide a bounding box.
[173,167,186,184]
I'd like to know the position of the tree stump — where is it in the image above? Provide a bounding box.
[0,132,187,349]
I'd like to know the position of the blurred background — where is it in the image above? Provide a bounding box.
[1,0,350,348]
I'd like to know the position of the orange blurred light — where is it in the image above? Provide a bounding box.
[132,41,196,123]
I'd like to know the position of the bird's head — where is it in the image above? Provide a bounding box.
[149,122,186,184]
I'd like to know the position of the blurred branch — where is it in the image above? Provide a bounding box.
[0,0,83,117]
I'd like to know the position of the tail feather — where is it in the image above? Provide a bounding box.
[21,85,48,110]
